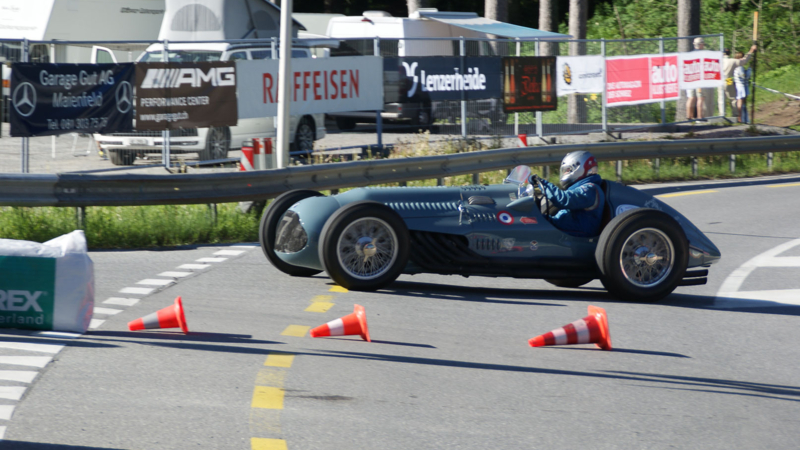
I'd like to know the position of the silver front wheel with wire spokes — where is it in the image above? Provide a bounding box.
[336,217,398,280]
[619,228,675,288]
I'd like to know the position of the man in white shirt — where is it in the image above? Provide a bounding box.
[723,45,757,120]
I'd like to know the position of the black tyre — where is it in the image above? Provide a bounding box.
[109,149,135,166]
[595,208,688,302]
[291,116,315,156]
[199,126,230,161]
[319,201,409,291]
[259,190,324,277]
[544,278,594,288]
[336,117,357,130]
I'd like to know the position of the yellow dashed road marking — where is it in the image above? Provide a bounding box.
[767,182,800,188]
[252,386,284,409]
[311,295,333,302]
[255,368,287,387]
[305,302,335,312]
[657,190,718,198]
[265,353,294,368]
[251,437,288,450]
[329,286,348,293]
[280,325,310,337]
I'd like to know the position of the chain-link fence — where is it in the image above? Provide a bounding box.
[1,34,728,174]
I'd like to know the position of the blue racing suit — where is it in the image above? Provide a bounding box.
[538,174,605,237]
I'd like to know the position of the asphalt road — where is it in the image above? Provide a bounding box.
[2,174,800,449]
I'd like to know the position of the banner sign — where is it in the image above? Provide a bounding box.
[679,50,723,90]
[9,63,135,137]
[134,62,237,131]
[386,57,502,103]
[0,256,56,330]
[556,55,605,95]
[502,56,557,112]
[606,54,680,106]
[236,56,383,119]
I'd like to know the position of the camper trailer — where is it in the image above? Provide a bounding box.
[92,0,328,165]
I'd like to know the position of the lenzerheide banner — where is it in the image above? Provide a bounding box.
[502,56,557,112]
[386,57,502,103]
[135,62,237,131]
[9,63,135,137]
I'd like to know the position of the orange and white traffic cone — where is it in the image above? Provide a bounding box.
[310,304,371,342]
[517,134,528,147]
[528,305,611,350]
[128,296,189,334]
[239,144,255,171]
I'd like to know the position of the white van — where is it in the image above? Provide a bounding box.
[93,42,326,165]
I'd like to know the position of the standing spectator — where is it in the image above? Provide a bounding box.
[733,52,751,123]
[686,37,705,120]
[723,45,757,120]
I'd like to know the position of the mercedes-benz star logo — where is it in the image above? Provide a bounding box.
[12,82,37,117]
[115,81,132,114]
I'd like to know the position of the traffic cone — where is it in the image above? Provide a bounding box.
[528,305,611,350]
[128,296,189,334]
[517,134,528,147]
[310,304,371,342]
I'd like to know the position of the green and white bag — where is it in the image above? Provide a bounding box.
[0,230,94,333]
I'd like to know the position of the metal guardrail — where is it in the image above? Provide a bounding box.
[0,135,799,207]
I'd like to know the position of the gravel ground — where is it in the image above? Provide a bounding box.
[1,120,796,176]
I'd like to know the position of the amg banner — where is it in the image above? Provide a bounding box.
[386,57,502,103]
[9,63,135,137]
[135,62,238,131]
[502,57,558,112]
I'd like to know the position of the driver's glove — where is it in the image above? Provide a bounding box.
[528,173,540,184]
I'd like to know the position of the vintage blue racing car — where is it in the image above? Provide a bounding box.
[259,166,720,302]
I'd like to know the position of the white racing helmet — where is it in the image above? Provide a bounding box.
[560,151,598,188]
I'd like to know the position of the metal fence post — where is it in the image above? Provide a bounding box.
[162,40,171,169]
[460,37,466,139]
[659,37,666,124]
[729,154,736,173]
[50,43,57,159]
[768,152,773,170]
[21,38,29,174]
[535,39,543,139]
[692,157,699,178]
[616,160,623,183]
[374,37,383,151]
[209,203,217,225]
[76,207,86,230]
[601,39,608,134]
[514,38,520,137]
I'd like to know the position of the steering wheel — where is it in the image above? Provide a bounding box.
[532,177,557,216]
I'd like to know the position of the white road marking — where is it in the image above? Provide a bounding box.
[0,342,63,354]
[0,405,14,420]
[0,386,26,401]
[119,287,154,295]
[0,371,37,383]
[93,307,123,315]
[136,278,174,286]
[158,271,192,278]
[196,257,227,263]
[214,249,246,256]
[0,357,52,368]
[177,264,210,270]
[716,238,800,308]
[32,331,80,339]
[89,319,106,329]
[103,297,140,306]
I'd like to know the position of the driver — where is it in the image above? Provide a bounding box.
[529,151,605,237]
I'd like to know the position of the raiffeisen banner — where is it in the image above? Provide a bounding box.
[679,50,723,90]
[236,56,383,119]
[387,56,502,103]
[606,54,680,106]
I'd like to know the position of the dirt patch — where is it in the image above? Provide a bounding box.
[753,94,800,128]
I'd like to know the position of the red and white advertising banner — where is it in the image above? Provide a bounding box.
[236,56,383,119]
[679,50,723,90]
[606,54,680,106]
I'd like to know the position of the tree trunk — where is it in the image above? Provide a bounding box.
[677,0,701,121]
[485,0,508,55]
[568,0,588,124]
[539,0,559,56]
[407,0,429,16]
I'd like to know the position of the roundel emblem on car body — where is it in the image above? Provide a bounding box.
[496,211,514,225]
